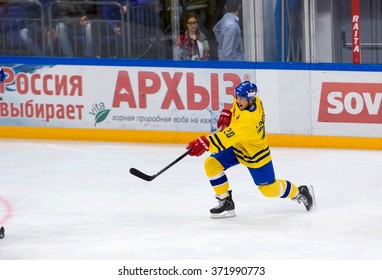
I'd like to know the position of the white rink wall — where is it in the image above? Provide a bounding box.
[259,69,382,137]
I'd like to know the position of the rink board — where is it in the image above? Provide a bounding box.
[0,58,381,149]
[0,126,381,150]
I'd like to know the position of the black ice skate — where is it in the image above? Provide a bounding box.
[295,185,316,211]
[210,190,236,219]
[0,226,4,239]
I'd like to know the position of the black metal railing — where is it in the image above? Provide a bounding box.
[0,0,161,58]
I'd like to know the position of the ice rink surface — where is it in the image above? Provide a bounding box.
[1,138,382,260]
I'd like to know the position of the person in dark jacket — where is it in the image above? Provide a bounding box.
[19,0,58,55]
[100,0,127,57]
[51,0,102,57]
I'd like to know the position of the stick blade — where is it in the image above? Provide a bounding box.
[129,168,156,181]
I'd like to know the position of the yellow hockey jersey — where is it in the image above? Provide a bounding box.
[207,97,272,168]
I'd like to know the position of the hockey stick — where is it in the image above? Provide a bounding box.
[129,149,191,181]
[0,226,4,239]
[129,128,222,181]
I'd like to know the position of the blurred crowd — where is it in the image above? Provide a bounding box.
[0,0,242,61]
[0,0,162,58]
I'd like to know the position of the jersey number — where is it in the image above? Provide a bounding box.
[224,128,235,138]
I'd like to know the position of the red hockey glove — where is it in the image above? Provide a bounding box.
[186,136,210,157]
[217,109,232,130]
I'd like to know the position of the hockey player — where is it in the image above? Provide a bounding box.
[0,67,4,237]
[0,67,4,83]
[186,81,315,218]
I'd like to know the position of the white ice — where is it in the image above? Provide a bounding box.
[1,139,382,260]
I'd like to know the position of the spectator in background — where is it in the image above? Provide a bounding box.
[19,0,57,56]
[100,0,128,57]
[53,0,102,57]
[18,0,102,57]
[178,11,209,60]
[101,0,159,58]
[213,0,227,26]
[129,0,159,27]
[213,0,244,61]
[101,0,127,36]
